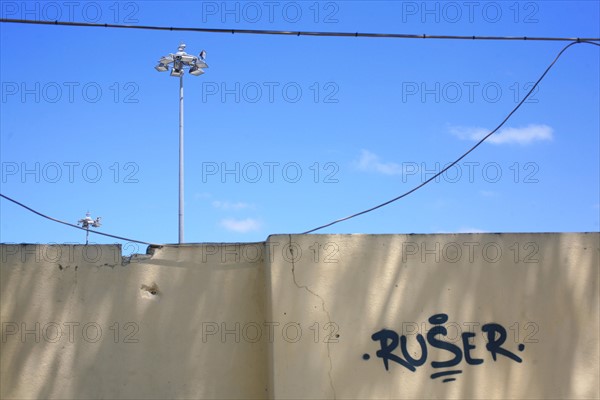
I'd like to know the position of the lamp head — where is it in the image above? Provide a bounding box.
[189,66,205,76]
[155,63,168,72]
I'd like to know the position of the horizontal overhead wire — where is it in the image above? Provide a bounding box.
[1,18,599,42]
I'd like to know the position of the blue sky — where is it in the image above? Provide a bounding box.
[1,1,599,249]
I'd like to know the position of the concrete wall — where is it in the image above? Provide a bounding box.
[0,243,268,399]
[1,233,598,399]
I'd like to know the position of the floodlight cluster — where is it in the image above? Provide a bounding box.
[155,43,208,77]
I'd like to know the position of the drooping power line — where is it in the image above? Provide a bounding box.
[302,40,600,234]
[0,193,157,246]
[1,18,599,42]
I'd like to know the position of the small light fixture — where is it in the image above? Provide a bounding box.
[155,63,168,72]
[180,54,195,63]
[189,66,205,76]
[77,212,101,245]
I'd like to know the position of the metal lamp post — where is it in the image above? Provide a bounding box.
[77,212,101,245]
[155,43,208,244]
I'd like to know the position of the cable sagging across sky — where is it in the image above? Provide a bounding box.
[0,193,156,246]
[301,40,600,234]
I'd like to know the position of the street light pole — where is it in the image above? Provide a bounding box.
[179,72,184,243]
[155,44,208,244]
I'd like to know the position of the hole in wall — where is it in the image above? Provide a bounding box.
[140,283,160,299]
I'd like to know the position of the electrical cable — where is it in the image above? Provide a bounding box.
[301,40,600,234]
[0,193,157,246]
[1,19,597,237]
[1,18,599,42]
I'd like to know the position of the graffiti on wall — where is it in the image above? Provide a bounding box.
[362,313,526,383]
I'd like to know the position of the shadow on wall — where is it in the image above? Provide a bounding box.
[0,243,269,400]
[0,233,598,399]
[270,233,599,399]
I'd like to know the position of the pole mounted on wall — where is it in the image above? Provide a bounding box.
[155,43,208,244]
[77,212,101,245]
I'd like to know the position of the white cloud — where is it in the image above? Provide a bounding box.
[479,190,498,197]
[455,227,488,233]
[220,218,261,233]
[450,124,553,145]
[449,126,488,141]
[356,149,403,175]
[212,200,253,210]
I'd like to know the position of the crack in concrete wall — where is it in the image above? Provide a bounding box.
[287,234,337,400]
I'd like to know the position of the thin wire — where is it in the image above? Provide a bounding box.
[302,40,600,234]
[1,18,599,42]
[0,193,157,246]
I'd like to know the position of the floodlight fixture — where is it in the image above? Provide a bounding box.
[160,55,174,64]
[189,66,205,76]
[170,68,183,77]
[155,63,168,72]
[77,212,101,245]
[180,54,195,63]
